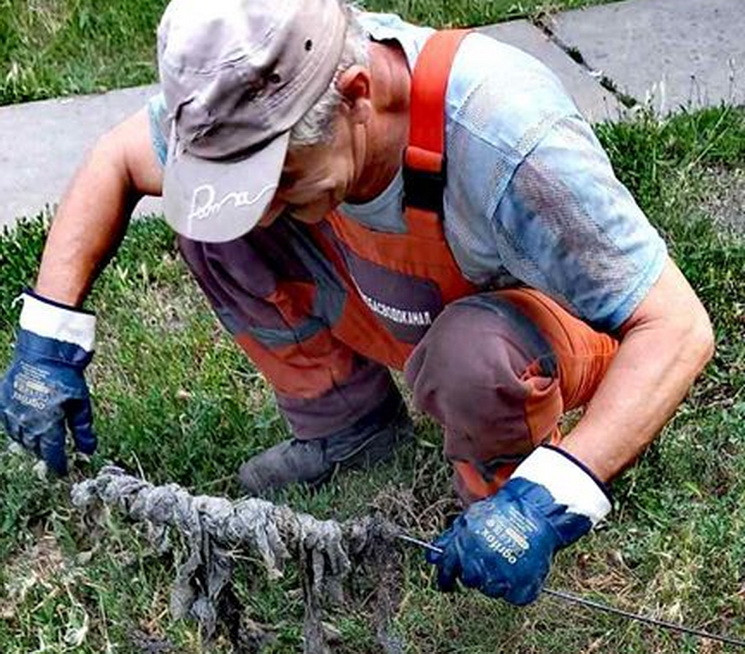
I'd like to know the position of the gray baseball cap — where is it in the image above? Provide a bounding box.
[157,0,348,242]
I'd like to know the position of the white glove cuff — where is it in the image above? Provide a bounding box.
[512,445,612,526]
[20,292,96,352]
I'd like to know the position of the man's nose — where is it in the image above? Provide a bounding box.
[261,197,287,225]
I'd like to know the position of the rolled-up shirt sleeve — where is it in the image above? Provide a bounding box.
[146,92,169,167]
[491,114,667,331]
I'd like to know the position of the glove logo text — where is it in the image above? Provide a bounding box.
[12,363,52,411]
[478,526,519,564]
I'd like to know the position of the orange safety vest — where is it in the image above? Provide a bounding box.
[310,29,477,370]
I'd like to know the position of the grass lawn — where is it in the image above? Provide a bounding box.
[0,100,744,651]
[0,0,609,105]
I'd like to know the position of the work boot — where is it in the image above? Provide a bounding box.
[237,393,413,497]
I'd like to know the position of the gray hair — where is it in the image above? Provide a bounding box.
[289,5,369,147]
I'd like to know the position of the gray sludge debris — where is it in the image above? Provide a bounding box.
[71,466,405,653]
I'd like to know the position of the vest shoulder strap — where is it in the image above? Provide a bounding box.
[404,29,471,214]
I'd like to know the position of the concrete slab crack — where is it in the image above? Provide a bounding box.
[532,15,638,109]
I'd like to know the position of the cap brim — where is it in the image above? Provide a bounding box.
[162,131,290,243]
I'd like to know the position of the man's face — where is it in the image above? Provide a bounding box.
[258,116,359,227]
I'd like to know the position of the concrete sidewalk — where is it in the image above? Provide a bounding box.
[550,0,744,115]
[0,84,160,233]
[1,0,742,233]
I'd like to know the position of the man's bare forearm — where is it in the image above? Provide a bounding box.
[35,108,163,307]
[559,259,715,483]
[35,140,136,306]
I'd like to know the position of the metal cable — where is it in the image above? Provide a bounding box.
[541,588,745,648]
[398,534,745,648]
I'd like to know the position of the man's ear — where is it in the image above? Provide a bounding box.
[337,65,372,124]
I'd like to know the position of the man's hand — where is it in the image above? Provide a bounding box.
[427,446,611,605]
[0,292,97,475]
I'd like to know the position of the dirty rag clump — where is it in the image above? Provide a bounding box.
[71,466,404,653]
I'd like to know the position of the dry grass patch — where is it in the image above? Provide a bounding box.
[699,166,745,236]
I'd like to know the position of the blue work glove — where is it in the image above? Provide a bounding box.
[427,445,611,605]
[0,291,97,475]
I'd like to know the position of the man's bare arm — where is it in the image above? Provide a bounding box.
[35,107,163,307]
[560,257,715,482]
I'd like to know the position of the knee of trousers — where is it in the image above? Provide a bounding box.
[403,294,564,468]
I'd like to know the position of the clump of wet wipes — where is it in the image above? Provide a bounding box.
[71,466,406,653]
